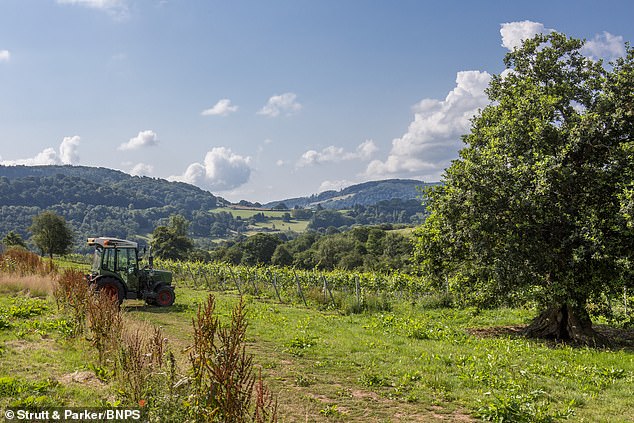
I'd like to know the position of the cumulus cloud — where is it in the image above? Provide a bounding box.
[258,92,302,117]
[201,99,238,116]
[56,0,128,18]
[59,136,81,164]
[366,71,490,181]
[318,179,355,192]
[169,147,252,191]
[130,163,154,176]
[582,31,626,60]
[500,21,551,51]
[118,130,159,151]
[1,136,81,166]
[0,50,10,63]
[297,139,378,167]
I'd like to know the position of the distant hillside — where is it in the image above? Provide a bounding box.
[0,165,225,245]
[265,179,435,210]
[0,166,437,249]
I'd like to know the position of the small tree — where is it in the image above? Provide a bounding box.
[2,231,28,249]
[151,214,194,261]
[29,211,74,260]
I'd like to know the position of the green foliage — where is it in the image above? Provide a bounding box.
[415,33,634,321]
[151,214,194,261]
[241,233,282,265]
[4,297,48,318]
[213,225,414,272]
[2,231,27,249]
[29,211,74,259]
[476,390,575,423]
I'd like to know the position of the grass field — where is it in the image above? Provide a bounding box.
[214,206,311,235]
[1,273,633,422]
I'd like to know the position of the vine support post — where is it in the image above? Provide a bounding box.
[248,270,259,296]
[322,275,336,307]
[268,270,282,303]
[228,267,242,295]
[186,263,196,285]
[294,271,307,307]
[355,275,361,309]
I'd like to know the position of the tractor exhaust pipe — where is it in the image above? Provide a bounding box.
[148,245,154,271]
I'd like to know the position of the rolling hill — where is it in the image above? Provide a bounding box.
[0,165,435,246]
[265,179,435,210]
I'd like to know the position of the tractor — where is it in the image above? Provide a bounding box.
[86,237,175,306]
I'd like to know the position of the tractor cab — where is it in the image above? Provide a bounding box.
[87,237,175,306]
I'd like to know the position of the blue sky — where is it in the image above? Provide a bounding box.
[1,1,633,202]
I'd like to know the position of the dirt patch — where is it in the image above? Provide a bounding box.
[58,370,105,388]
[350,389,381,401]
[5,338,56,352]
[467,325,524,338]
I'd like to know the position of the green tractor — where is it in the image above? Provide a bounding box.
[86,237,175,306]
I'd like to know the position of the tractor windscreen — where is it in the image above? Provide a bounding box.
[91,246,103,273]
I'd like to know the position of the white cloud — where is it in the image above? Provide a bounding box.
[318,179,355,192]
[366,71,490,181]
[117,130,159,151]
[297,139,378,167]
[130,163,154,176]
[258,92,302,117]
[582,31,626,60]
[1,136,81,166]
[169,147,252,191]
[59,136,81,164]
[0,50,10,63]
[500,21,551,51]
[56,0,129,19]
[201,99,238,116]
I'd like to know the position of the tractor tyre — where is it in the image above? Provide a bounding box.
[155,285,175,307]
[96,278,124,305]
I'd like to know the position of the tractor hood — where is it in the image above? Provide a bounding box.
[151,269,173,285]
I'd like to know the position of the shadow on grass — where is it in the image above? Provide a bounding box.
[468,324,634,351]
[123,302,191,314]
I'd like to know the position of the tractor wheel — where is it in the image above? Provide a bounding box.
[96,278,124,305]
[155,285,175,307]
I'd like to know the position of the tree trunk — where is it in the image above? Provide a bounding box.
[522,304,609,347]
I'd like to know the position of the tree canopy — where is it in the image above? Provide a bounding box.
[2,231,27,249]
[151,214,195,261]
[29,211,74,259]
[415,33,634,344]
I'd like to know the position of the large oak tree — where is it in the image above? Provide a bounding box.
[415,33,634,345]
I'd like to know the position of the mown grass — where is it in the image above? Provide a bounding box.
[1,271,634,421]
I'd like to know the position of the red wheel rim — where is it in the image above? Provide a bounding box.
[157,290,172,305]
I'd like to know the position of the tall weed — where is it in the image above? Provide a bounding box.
[0,248,53,275]
[54,269,91,335]
[190,294,277,422]
[86,290,123,364]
